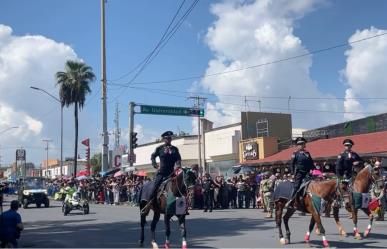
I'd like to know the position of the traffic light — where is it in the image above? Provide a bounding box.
[131,132,138,149]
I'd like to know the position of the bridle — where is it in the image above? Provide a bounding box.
[172,168,196,197]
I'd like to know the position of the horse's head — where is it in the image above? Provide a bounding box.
[353,163,375,192]
[352,161,364,174]
[172,167,197,196]
[181,167,197,188]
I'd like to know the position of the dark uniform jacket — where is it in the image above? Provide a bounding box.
[290,150,314,174]
[151,144,181,177]
[336,150,362,177]
[202,179,215,192]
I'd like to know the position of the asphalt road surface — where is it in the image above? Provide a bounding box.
[2,196,387,248]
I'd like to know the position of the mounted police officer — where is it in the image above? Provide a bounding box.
[286,137,314,208]
[336,139,362,181]
[141,131,182,213]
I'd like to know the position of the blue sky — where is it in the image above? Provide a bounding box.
[1,0,387,164]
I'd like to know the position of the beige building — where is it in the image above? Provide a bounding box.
[127,135,199,175]
[124,111,292,177]
[204,123,242,176]
[42,159,88,178]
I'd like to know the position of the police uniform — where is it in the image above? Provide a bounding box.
[202,174,215,212]
[336,139,362,180]
[148,131,182,203]
[287,137,314,205]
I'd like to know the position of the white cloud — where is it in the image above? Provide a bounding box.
[342,27,387,117]
[0,24,83,164]
[198,0,341,129]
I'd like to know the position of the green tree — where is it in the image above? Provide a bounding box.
[90,153,102,174]
[56,60,95,176]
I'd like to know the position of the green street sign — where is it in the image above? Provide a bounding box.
[140,105,204,117]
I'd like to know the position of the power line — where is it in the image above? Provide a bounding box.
[117,85,387,100]
[123,86,378,115]
[109,0,200,102]
[109,0,188,82]
[111,32,387,86]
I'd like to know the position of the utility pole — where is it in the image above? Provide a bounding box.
[257,99,262,112]
[113,103,121,150]
[189,96,207,176]
[42,139,52,177]
[101,0,109,172]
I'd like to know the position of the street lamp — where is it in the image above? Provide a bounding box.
[30,86,63,176]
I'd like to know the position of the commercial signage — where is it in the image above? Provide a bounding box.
[243,142,258,160]
[113,150,123,168]
[16,149,26,161]
[140,105,204,117]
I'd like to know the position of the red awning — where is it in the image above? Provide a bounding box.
[242,131,387,166]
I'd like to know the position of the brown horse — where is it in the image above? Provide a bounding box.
[346,164,377,240]
[274,179,347,248]
[139,168,196,249]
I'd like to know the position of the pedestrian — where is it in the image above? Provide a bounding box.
[236,175,246,208]
[0,200,24,248]
[371,162,385,221]
[202,173,215,212]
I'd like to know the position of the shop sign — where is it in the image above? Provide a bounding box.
[243,142,258,160]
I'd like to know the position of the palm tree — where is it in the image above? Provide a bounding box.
[56,60,96,176]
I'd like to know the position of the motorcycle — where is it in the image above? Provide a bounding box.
[63,192,90,216]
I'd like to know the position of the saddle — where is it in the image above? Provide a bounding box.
[297,177,312,197]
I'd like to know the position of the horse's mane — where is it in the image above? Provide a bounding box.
[353,164,373,193]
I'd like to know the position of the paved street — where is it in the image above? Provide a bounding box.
[2,196,387,248]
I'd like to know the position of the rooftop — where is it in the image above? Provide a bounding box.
[242,130,387,166]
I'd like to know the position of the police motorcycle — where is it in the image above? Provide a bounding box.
[63,190,89,216]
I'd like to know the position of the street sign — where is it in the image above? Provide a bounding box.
[16,149,26,161]
[140,105,204,117]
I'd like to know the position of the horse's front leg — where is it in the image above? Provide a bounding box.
[352,208,362,240]
[164,214,171,249]
[307,204,329,248]
[178,215,187,249]
[283,207,295,244]
[362,208,374,238]
[151,212,161,249]
[139,213,146,247]
[274,201,285,245]
[305,217,315,243]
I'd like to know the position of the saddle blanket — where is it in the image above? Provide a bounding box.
[166,195,187,215]
[140,181,155,202]
[352,192,370,209]
[272,181,293,201]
